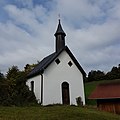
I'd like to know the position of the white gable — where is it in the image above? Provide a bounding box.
[43,50,85,105]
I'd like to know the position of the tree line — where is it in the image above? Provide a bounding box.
[87,64,120,82]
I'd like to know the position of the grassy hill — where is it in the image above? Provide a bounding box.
[0,105,120,120]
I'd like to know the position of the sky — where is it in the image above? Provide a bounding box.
[0,0,120,74]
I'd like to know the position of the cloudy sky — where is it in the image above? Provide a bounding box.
[0,0,120,74]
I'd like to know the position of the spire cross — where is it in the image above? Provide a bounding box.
[58,14,61,20]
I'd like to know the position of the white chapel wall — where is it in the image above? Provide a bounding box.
[43,51,85,105]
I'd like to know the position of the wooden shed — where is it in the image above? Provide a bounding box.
[89,81,120,114]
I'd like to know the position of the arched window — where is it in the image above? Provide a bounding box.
[31,81,34,92]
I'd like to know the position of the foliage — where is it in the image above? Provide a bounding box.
[0,106,120,120]
[0,66,37,106]
[87,64,120,82]
[24,63,37,74]
[0,72,4,80]
[87,70,105,82]
[105,65,120,80]
[76,96,83,106]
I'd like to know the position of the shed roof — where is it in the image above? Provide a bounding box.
[27,46,86,79]
[89,80,120,99]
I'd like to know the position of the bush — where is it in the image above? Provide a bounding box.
[76,97,83,106]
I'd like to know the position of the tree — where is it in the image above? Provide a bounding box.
[105,65,120,80]
[6,66,19,81]
[87,70,105,82]
[0,71,10,105]
[0,72,4,81]
[0,66,37,106]
[12,71,37,106]
[24,63,37,74]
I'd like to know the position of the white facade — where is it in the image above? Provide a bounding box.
[26,50,85,105]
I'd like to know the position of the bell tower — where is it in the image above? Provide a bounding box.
[54,19,66,53]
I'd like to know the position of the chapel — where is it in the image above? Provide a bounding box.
[26,20,86,105]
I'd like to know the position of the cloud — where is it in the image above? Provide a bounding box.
[0,3,55,72]
[0,0,120,74]
[15,0,33,8]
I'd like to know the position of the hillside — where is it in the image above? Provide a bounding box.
[0,106,120,120]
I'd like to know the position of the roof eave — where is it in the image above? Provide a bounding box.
[89,97,120,100]
[27,69,44,79]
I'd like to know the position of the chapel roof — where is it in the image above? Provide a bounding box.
[27,46,86,79]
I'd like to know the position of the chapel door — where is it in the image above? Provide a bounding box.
[62,82,70,105]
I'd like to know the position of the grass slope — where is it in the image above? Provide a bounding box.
[0,106,120,120]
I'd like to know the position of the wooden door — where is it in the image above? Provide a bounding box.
[62,82,70,105]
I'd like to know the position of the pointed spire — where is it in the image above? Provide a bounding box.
[54,19,66,37]
[54,19,66,53]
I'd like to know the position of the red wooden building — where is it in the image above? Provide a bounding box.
[89,81,120,114]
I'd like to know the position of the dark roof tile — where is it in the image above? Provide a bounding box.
[27,53,56,78]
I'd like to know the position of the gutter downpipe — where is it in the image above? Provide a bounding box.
[40,73,43,105]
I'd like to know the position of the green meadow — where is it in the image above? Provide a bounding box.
[0,106,120,120]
